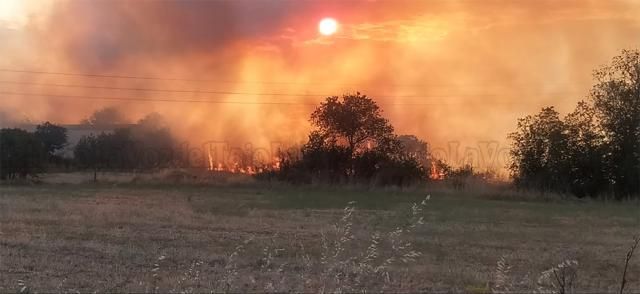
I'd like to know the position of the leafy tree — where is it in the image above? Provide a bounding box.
[277,93,426,185]
[590,49,640,198]
[100,128,137,169]
[130,113,176,168]
[74,134,101,182]
[0,128,45,179]
[310,92,398,157]
[74,129,137,181]
[73,113,179,178]
[563,101,608,197]
[508,107,569,192]
[398,135,431,168]
[369,153,426,186]
[34,122,68,156]
[81,107,128,126]
[300,131,351,182]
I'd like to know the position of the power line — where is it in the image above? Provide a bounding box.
[0,68,245,83]
[0,80,326,97]
[0,91,524,106]
[0,80,582,99]
[0,68,586,89]
[0,91,315,105]
[0,68,398,86]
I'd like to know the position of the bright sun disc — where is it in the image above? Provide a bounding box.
[318,18,338,36]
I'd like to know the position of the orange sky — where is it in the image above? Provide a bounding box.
[1,0,640,171]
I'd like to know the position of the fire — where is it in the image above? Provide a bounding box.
[273,157,281,170]
[205,157,280,174]
[207,148,214,171]
[429,162,445,180]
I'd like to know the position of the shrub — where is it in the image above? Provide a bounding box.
[0,128,45,179]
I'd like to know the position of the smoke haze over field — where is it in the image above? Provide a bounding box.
[1,0,640,169]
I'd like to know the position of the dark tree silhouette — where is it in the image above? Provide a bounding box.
[74,129,136,181]
[274,93,426,185]
[34,122,68,156]
[564,101,607,197]
[508,49,640,199]
[73,113,179,178]
[0,128,45,179]
[74,134,101,182]
[81,107,128,126]
[130,113,176,168]
[398,135,431,168]
[590,49,640,198]
[508,107,569,192]
[310,92,399,158]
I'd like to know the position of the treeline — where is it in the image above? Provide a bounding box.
[0,122,67,179]
[3,49,638,199]
[74,113,177,181]
[509,49,640,199]
[0,111,179,180]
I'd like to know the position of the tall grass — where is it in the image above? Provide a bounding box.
[131,196,430,293]
[11,195,639,293]
[136,198,636,293]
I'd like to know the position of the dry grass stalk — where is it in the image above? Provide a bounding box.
[493,256,512,293]
[536,259,579,294]
[619,234,640,294]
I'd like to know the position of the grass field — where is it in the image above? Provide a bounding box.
[0,175,639,292]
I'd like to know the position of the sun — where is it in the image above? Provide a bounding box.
[318,18,338,36]
[0,0,28,28]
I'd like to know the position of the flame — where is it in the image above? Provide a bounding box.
[429,162,445,180]
[204,155,281,174]
[273,157,281,170]
[207,148,214,171]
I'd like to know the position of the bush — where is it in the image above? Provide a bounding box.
[264,93,430,187]
[0,128,46,179]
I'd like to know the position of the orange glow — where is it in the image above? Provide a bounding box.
[1,1,639,176]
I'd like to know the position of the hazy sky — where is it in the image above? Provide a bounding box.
[1,0,639,169]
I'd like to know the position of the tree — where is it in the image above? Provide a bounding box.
[34,122,68,157]
[590,49,640,198]
[508,107,569,192]
[81,107,127,126]
[74,134,101,182]
[398,135,431,168]
[130,113,176,168]
[0,128,45,179]
[74,130,136,181]
[300,131,352,183]
[74,130,132,180]
[563,101,608,197]
[73,113,180,178]
[310,92,398,158]
[277,92,427,185]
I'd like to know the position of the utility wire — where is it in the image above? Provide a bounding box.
[0,80,581,99]
[0,68,585,89]
[0,91,315,105]
[0,91,525,106]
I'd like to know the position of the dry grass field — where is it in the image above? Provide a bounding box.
[0,173,639,292]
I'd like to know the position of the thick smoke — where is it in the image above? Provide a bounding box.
[1,0,639,170]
